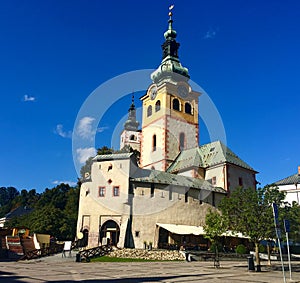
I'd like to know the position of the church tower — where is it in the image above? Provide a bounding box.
[140,8,201,171]
[120,95,141,152]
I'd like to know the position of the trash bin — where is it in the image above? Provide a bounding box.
[76,253,81,262]
[247,255,255,271]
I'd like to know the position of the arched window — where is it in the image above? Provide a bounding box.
[185,102,192,114]
[147,105,152,117]
[152,134,156,151]
[155,100,161,112]
[179,133,185,151]
[172,98,180,111]
[129,134,136,141]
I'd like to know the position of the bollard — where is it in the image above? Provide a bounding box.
[247,255,255,271]
[75,253,81,262]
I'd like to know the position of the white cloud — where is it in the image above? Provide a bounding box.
[55,124,72,138]
[76,116,108,140]
[52,180,77,186]
[23,94,36,102]
[77,116,95,140]
[203,27,218,39]
[76,147,96,164]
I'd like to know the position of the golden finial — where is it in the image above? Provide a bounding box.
[169,4,174,17]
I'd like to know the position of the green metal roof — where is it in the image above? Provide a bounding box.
[274,173,300,186]
[93,153,133,162]
[167,140,255,173]
[131,169,226,194]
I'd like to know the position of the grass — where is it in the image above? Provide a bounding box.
[91,256,161,262]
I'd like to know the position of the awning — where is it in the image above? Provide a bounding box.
[157,223,205,236]
[157,223,249,239]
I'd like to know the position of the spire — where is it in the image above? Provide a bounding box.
[124,93,139,131]
[151,5,190,84]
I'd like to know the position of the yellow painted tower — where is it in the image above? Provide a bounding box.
[140,8,201,171]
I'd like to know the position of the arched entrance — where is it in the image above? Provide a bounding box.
[100,220,120,246]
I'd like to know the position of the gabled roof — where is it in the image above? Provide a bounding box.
[167,140,255,173]
[5,206,33,219]
[130,169,226,194]
[274,173,300,186]
[93,153,133,162]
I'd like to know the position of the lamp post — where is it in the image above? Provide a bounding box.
[295,180,299,204]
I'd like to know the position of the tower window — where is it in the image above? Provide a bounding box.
[130,134,136,141]
[212,176,217,186]
[185,102,192,114]
[239,177,243,187]
[147,105,152,117]
[155,100,161,112]
[179,133,185,151]
[172,98,180,111]
[152,134,157,151]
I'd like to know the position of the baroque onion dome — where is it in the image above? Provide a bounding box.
[151,6,190,85]
[123,95,139,131]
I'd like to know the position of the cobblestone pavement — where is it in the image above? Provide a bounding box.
[0,255,300,283]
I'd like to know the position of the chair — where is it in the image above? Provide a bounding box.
[62,241,72,258]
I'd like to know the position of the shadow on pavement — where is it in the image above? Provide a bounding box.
[0,271,210,283]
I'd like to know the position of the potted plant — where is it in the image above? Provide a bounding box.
[148,241,153,251]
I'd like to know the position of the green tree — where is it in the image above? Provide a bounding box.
[204,210,227,266]
[0,187,19,217]
[6,184,80,240]
[219,185,285,268]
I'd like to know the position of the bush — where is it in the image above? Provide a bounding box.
[235,244,247,254]
[259,244,266,253]
[209,243,222,253]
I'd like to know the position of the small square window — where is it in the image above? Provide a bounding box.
[113,186,120,197]
[99,187,105,197]
[135,231,140,237]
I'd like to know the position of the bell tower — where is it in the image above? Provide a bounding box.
[140,6,201,171]
[120,95,141,152]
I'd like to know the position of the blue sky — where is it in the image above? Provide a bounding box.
[0,0,299,192]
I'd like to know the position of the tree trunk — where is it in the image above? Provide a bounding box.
[255,242,261,272]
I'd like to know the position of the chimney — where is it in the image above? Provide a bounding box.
[298,166,300,176]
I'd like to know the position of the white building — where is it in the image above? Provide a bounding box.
[76,9,257,249]
[274,166,300,205]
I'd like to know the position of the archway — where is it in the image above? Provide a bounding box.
[100,220,120,246]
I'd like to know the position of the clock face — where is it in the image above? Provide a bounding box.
[177,85,188,98]
[150,85,158,100]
